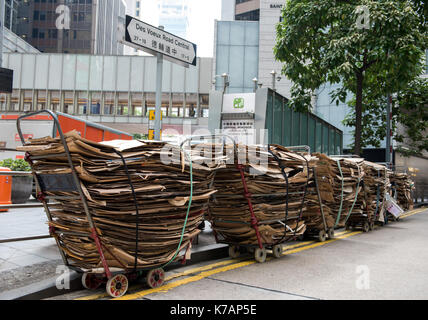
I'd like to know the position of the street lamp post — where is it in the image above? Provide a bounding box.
[252,77,258,92]
[271,70,277,91]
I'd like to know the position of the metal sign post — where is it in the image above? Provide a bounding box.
[155,27,164,141]
[121,15,197,140]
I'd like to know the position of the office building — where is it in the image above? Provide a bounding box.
[11,0,125,55]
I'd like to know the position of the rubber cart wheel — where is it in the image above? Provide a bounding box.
[369,221,375,231]
[82,273,101,290]
[146,268,165,289]
[363,221,370,233]
[228,245,240,258]
[106,274,129,298]
[272,244,283,259]
[327,228,335,239]
[318,230,327,242]
[254,247,267,263]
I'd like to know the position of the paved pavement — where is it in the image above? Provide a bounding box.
[51,208,428,300]
[0,207,60,272]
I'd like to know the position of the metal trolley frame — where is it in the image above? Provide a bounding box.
[17,110,193,298]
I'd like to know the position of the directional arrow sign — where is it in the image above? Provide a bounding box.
[124,15,197,67]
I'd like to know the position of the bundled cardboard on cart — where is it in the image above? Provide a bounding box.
[208,144,307,246]
[18,131,222,270]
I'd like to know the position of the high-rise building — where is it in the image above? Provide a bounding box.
[158,0,190,39]
[11,0,126,55]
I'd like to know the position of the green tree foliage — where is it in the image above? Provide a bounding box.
[274,0,427,155]
[343,78,428,155]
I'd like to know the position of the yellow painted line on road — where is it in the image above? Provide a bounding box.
[75,258,245,301]
[114,231,360,301]
[401,208,426,219]
[75,229,353,300]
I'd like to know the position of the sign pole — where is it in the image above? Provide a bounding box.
[154,26,164,141]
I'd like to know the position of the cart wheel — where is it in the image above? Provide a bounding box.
[327,228,335,239]
[228,245,240,258]
[106,274,129,298]
[318,230,327,242]
[363,222,370,233]
[369,221,375,231]
[146,268,165,289]
[254,247,267,263]
[272,245,283,259]
[82,273,101,290]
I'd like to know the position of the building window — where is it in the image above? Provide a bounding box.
[235,9,260,21]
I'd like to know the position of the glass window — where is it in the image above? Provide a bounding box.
[171,93,184,118]
[185,93,197,118]
[131,93,143,116]
[91,92,102,115]
[78,91,89,115]
[117,92,129,116]
[64,91,75,115]
[104,92,115,115]
[199,94,209,118]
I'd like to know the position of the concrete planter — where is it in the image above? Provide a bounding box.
[11,176,33,204]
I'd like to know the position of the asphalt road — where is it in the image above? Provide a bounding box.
[51,208,428,300]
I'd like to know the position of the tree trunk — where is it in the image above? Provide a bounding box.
[354,71,364,156]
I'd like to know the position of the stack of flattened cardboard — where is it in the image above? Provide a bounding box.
[302,153,336,232]
[391,172,414,211]
[306,155,368,228]
[18,131,219,271]
[208,144,307,246]
[362,162,391,222]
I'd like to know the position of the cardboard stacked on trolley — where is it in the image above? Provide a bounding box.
[362,161,392,222]
[18,131,221,271]
[208,144,308,246]
[305,154,368,229]
[390,172,414,211]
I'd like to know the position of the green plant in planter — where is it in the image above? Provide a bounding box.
[0,158,33,204]
[0,158,31,172]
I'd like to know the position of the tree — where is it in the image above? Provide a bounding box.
[274,0,427,155]
[343,77,428,156]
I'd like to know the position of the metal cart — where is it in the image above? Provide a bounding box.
[17,110,195,298]
[285,146,334,242]
[330,155,374,233]
[202,139,311,263]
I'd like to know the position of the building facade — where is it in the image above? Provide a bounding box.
[10,0,125,55]
[0,53,212,121]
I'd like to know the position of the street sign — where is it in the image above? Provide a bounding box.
[124,15,197,67]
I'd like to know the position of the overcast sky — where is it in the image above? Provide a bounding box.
[140,0,222,58]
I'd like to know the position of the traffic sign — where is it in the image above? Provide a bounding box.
[124,15,197,67]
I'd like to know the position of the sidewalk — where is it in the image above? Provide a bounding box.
[0,207,61,272]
